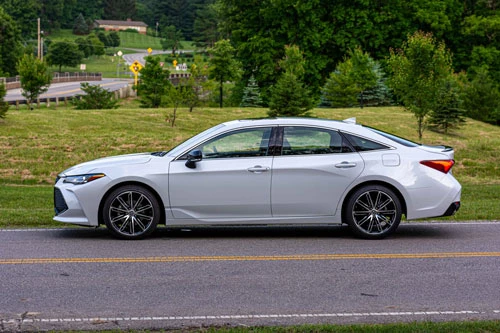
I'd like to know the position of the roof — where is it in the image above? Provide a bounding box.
[94,19,148,27]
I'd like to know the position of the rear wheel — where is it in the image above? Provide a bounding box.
[344,185,402,239]
[103,185,160,240]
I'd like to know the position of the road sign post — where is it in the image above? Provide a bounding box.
[129,60,143,86]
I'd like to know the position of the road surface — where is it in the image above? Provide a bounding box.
[1,221,499,331]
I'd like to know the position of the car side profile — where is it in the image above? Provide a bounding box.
[54,117,461,239]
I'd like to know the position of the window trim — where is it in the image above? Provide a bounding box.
[275,125,355,156]
[174,126,278,161]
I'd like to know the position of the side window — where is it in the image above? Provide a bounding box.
[342,132,390,152]
[282,127,353,155]
[196,127,272,159]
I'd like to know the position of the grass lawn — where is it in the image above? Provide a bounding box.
[0,105,498,228]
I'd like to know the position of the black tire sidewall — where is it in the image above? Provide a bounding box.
[103,185,160,240]
[344,185,402,239]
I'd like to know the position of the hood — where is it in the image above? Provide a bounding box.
[60,153,153,176]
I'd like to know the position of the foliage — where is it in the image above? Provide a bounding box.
[322,61,359,108]
[387,31,454,140]
[192,1,219,48]
[137,55,172,108]
[160,25,184,56]
[72,82,119,110]
[103,0,136,20]
[46,41,84,72]
[0,7,22,77]
[240,75,263,107]
[16,53,51,109]
[361,62,392,107]
[428,76,466,133]
[0,82,8,119]
[348,48,378,108]
[268,45,315,117]
[208,39,241,108]
[108,31,120,47]
[73,13,89,35]
[75,37,92,58]
[86,35,105,56]
[461,68,500,125]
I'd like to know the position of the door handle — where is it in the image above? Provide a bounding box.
[247,165,270,173]
[335,161,357,168]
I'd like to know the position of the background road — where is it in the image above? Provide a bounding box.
[4,79,133,103]
[1,222,500,331]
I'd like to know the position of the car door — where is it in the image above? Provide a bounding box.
[168,127,275,221]
[271,126,364,217]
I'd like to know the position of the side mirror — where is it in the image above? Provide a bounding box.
[185,150,203,169]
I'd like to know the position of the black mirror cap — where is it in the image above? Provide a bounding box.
[185,150,203,169]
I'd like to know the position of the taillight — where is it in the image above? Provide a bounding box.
[420,160,455,174]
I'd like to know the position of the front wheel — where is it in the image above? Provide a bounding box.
[102,185,160,240]
[344,185,402,239]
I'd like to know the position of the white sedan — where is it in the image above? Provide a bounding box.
[54,117,461,239]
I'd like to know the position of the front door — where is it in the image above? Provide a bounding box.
[168,127,274,221]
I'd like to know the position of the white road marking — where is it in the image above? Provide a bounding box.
[1,310,497,326]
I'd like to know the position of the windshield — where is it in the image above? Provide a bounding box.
[166,124,226,157]
[366,127,420,147]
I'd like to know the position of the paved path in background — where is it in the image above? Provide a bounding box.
[1,222,500,331]
[5,78,133,103]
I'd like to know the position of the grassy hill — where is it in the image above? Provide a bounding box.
[0,105,498,227]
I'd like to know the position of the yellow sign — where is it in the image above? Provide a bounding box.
[147,48,153,54]
[129,60,143,74]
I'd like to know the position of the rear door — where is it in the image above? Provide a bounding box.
[271,126,364,217]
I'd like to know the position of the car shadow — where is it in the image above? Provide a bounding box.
[51,222,452,240]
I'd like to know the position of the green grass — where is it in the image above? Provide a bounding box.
[195,321,500,332]
[0,106,499,228]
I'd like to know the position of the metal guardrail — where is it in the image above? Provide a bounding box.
[0,72,102,90]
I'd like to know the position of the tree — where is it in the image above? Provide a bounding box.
[428,76,466,133]
[0,7,22,77]
[109,31,121,48]
[104,0,136,20]
[268,45,315,117]
[72,83,119,110]
[73,13,89,35]
[97,31,112,48]
[17,54,52,109]
[75,37,92,58]
[387,31,453,140]
[240,75,263,107]
[208,39,241,108]
[137,56,172,108]
[461,68,500,125]
[322,60,359,108]
[160,25,184,56]
[193,1,219,48]
[0,82,9,119]
[349,48,377,108]
[46,41,84,72]
[86,35,105,56]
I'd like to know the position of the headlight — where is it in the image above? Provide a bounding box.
[63,173,105,185]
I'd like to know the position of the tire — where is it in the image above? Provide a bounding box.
[344,185,402,239]
[102,185,160,240]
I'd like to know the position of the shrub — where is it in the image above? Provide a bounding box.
[72,83,119,110]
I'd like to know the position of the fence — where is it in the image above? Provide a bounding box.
[1,72,102,90]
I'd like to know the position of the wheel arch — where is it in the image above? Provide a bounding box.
[341,180,407,222]
[98,181,167,227]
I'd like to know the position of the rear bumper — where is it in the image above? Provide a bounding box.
[441,201,461,217]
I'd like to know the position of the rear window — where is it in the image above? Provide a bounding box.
[342,132,390,152]
[366,127,420,147]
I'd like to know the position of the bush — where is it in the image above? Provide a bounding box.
[0,82,8,119]
[461,68,500,125]
[72,83,119,110]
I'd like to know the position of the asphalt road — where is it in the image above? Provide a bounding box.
[1,222,500,331]
[4,78,133,103]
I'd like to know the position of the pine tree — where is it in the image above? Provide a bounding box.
[73,13,89,35]
[428,78,466,133]
[240,75,263,107]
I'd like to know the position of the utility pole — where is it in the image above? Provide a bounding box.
[37,18,41,59]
